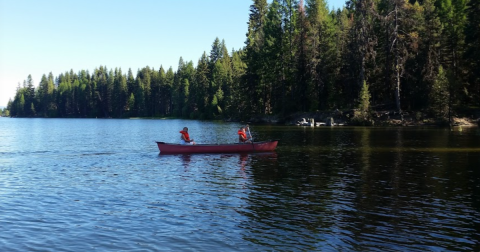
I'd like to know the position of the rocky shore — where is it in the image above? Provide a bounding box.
[247,109,480,127]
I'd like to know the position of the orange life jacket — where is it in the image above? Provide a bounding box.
[238,130,247,142]
[180,130,190,141]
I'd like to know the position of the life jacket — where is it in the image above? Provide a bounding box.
[180,130,190,141]
[238,130,247,142]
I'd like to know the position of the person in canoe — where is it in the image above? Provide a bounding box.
[180,127,196,145]
[238,127,251,143]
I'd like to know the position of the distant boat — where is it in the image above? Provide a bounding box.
[156,140,278,154]
[296,118,314,126]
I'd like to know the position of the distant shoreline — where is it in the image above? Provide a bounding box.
[4,109,480,127]
[249,109,480,127]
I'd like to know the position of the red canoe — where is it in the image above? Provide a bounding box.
[156,140,278,154]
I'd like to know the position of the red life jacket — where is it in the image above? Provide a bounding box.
[238,130,247,141]
[180,130,190,141]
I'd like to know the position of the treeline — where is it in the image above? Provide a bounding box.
[7,0,480,120]
[7,40,246,119]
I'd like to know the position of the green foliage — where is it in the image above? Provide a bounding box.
[29,102,35,116]
[6,0,479,121]
[352,81,372,124]
[18,93,25,116]
[429,66,450,118]
[464,0,480,106]
[358,81,371,113]
[2,108,10,117]
[128,93,135,114]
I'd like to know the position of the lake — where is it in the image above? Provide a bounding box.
[1,118,479,251]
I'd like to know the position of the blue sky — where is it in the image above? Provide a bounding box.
[0,0,346,107]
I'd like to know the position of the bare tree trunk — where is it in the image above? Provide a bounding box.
[393,5,402,119]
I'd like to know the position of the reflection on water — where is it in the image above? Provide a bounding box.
[257,126,480,251]
[1,118,479,251]
[181,154,191,169]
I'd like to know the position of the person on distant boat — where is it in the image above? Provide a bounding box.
[238,127,251,143]
[180,127,196,145]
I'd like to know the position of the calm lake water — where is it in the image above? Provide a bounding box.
[1,118,479,251]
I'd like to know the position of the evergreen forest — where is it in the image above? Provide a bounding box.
[6,0,480,122]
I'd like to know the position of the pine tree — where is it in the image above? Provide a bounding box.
[38,74,49,117]
[92,66,110,117]
[127,68,135,99]
[262,0,283,115]
[436,0,468,121]
[165,67,175,116]
[332,8,353,108]
[134,77,145,117]
[195,52,210,119]
[357,80,371,120]
[25,74,35,116]
[280,0,299,114]
[296,0,310,112]
[138,66,152,116]
[182,61,195,118]
[412,0,441,110]
[158,66,169,116]
[381,0,419,114]
[113,68,128,117]
[182,78,190,117]
[18,93,25,117]
[430,66,450,119]
[464,0,480,106]
[78,70,91,117]
[211,59,229,117]
[231,49,247,119]
[245,0,268,115]
[345,0,378,108]
[128,93,135,115]
[218,40,234,117]
[305,0,337,110]
[47,72,57,117]
[57,73,70,117]
[209,37,223,65]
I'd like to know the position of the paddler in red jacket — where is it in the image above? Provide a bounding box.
[238,127,251,143]
[180,127,196,145]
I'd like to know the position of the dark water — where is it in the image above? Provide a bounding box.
[1,118,479,251]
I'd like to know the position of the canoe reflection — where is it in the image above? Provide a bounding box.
[239,153,248,171]
[181,154,191,168]
[238,152,278,170]
[157,152,277,172]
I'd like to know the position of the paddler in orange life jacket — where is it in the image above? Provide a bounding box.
[180,127,196,145]
[238,127,251,143]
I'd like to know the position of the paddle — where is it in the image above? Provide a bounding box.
[245,124,255,152]
[246,124,253,142]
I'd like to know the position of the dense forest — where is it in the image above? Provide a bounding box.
[5,0,480,123]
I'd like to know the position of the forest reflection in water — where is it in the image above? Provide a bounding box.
[241,126,480,251]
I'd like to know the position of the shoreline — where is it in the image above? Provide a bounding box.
[248,109,480,127]
[4,110,480,127]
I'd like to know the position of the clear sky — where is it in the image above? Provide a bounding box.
[0,0,346,108]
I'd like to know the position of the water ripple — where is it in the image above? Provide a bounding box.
[1,119,479,251]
